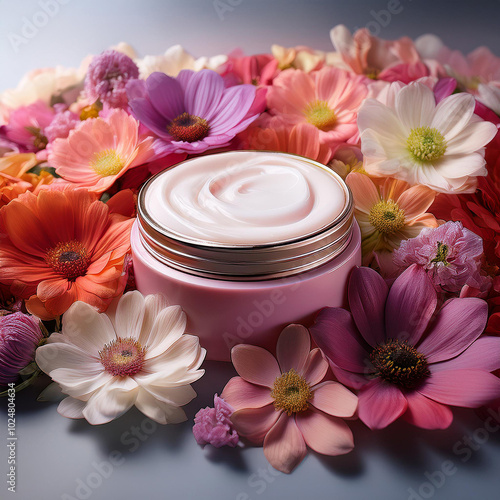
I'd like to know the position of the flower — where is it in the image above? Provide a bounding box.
[0,153,39,207]
[221,325,357,473]
[243,118,333,164]
[193,395,239,448]
[266,67,367,144]
[357,82,497,193]
[0,312,44,385]
[84,50,139,108]
[35,291,205,424]
[271,44,325,73]
[0,188,134,320]
[44,109,79,143]
[128,70,259,155]
[223,53,279,86]
[394,221,484,293]
[346,172,438,263]
[310,265,500,430]
[48,109,154,193]
[4,101,55,151]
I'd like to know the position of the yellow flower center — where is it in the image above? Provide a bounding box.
[80,101,103,120]
[99,337,146,377]
[270,369,312,416]
[304,100,337,131]
[430,241,450,266]
[91,149,125,177]
[407,126,447,163]
[45,240,90,280]
[369,200,406,234]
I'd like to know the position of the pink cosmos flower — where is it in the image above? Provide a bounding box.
[0,312,44,385]
[4,100,55,151]
[128,70,259,155]
[394,221,484,293]
[310,265,500,430]
[48,109,154,193]
[221,325,357,473]
[193,395,239,448]
[266,67,367,145]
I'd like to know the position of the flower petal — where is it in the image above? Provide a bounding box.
[403,391,453,429]
[263,413,307,474]
[231,344,281,388]
[345,172,380,214]
[296,408,354,456]
[395,83,436,131]
[348,266,388,346]
[419,370,500,408]
[358,379,407,429]
[311,381,358,418]
[431,92,475,139]
[221,376,273,411]
[276,324,310,374]
[418,298,488,363]
[114,290,145,341]
[57,397,86,419]
[231,404,280,444]
[385,264,437,345]
[135,389,187,424]
[301,348,329,386]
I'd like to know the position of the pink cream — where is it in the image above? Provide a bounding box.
[132,151,361,361]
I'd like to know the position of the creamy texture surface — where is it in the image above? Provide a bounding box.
[145,152,346,245]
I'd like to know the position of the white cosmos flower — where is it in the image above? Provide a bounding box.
[358,82,498,193]
[35,291,206,425]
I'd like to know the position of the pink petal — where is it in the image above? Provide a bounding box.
[146,72,184,121]
[276,324,310,374]
[263,413,307,474]
[418,298,488,363]
[348,266,389,346]
[403,391,453,429]
[310,308,369,373]
[419,370,500,408]
[358,379,408,429]
[301,348,329,386]
[311,381,358,418]
[129,98,170,138]
[296,408,354,456]
[221,376,273,411]
[430,337,500,373]
[231,404,280,444]
[231,344,281,388]
[385,264,437,346]
[331,364,371,390]
[183,69,224,121]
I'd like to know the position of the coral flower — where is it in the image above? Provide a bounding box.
[310,265,500,430]
[35,291,206,424]
[244,119,333,164]
[128,70,259,155]
[48,109,154,193]
[358,82,497,193]
[0,153,38,207]
[0,188,134,319]
[346,172,438,263]
[221,325,358,474]
[267,67,367,145]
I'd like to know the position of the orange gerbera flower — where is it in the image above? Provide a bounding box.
[0,187,134,319]
[346,172,438,264]
[0,153,40,207]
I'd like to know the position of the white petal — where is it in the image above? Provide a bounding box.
[144,305,187,358]
[58,397,86,419]
[358,99,405,139]
[395,83,436,132]
[36,343,99,374]
[446,121,497,155]
[134,389,187,424]
[82,378,139,425]
[50,370,112,399]
[61,302,116,357]
[477,83,500,115]
[138,294,169,344]
[432,93,476,139]
[138,383,197,406]
[114,291,146,341]
[436,153,487,179]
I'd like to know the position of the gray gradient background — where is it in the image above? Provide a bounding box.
[1,1,500,500]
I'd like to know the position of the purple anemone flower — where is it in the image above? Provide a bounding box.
[310,265,500,430]
[127,69,258,154]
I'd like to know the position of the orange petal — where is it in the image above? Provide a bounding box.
[346,172,380,214]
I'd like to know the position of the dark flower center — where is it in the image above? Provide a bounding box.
[45,241,90,280]
[370,339,430,390]
[167,112,210,143]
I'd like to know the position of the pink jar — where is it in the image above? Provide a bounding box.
[131,151,361,361]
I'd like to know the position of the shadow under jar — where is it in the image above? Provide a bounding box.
[132,151,361,361]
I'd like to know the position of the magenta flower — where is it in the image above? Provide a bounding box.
[310,265,500,430]
[394,221,484,293]
[85,50,139,108]
[193,394,239,448]
[0,312,44,385]
[128,70,258,154]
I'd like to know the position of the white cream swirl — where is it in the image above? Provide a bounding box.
[145,151,347,245]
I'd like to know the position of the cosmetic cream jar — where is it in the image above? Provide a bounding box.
[132,151,361,361]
